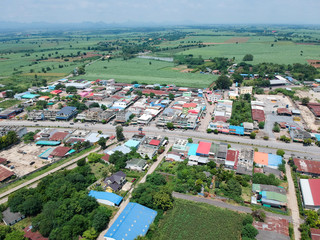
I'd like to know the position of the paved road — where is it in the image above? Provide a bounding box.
[1,120,319,159]
[285,161,301,240]
[97,143,172,240]
[0,146,99,204]
[172,192,292,221]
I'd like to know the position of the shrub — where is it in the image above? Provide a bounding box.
[241,224,258,239]
[250,132,256,139]
[263,136,269,140]
[207,129,213,133]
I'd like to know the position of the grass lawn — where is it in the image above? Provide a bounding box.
[0,99,21,109]
[90,162,107,180]
[152,198,244,240]
[74,58,217,88]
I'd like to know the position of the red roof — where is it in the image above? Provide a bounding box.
[51,147,71,157]
[24,226,48,240]
[254,168,264,173]
[226,149,239,162]
[308,103,320,117]
[101,154,110,162]
[309,179,320,206]
[293,158,320,175]
[311,228,320,240]
[213,116,227,123]
[252,109,265,122]
[49,132,69,141]
[149,139,161,146]
[0,158,7,164]
[142,89,168,96]
[277,108,292,115]
[50,90,62,95]
[183,103,197,108]
[196,141,211,155]
[253,216,289,237]
[0,165,14,182]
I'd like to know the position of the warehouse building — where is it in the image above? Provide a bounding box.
[300,179,320,209]
[104,202,157,240]
[89,190,123,207]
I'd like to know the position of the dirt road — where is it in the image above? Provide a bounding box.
[286,162,301,240]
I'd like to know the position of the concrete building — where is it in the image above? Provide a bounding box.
[56,106,78,120]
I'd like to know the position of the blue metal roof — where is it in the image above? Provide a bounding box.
[187,143,199,156]
[268,154,282,167]
[89,190,123,205]
[125,139,140,149]
[57,106,77,115]
[105,202,157,240]
[38,148,54,159]
[21,94,40,99]
[36,141,61,146]
[229,125,244,135]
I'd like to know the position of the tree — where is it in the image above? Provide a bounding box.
[243,214,253,225]
[82,227,98,240]
[250,132,256,139]
[241,224,258,239]
[116,125,125,141]
[243,54,254,61]
[153,191,173,210]
[276,149,285,157]
[303,138,312,146]
[187,138,193,143]
[98,137,107,149]
[91,207,112,232]
[89,102,100,108]
[273,123,280,132]
[213,129,218,134]
[166,122,174,130]
[0,225,11,240]
[216,75,232,89]
[23,131,36,143]
[77,158,86,167]
[301,97,310,106]
[4,230,26,240]
[146,173,166,186]
[87,153,104,163]
[258,121,265,129]
[78,65,86,75]
[66,86,77,94]
[168,93,175,100]
[206,128,213,133]
[150,92,155,98]
[36,100,47,109]
[232,73,244,84]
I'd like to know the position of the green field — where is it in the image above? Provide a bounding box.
[0,99,21,109]
[152,199,244,240]
[75,57,217,88]
[175,39,320,64]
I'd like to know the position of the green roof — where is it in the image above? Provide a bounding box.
[252,184,261,192]
[265,191,287,203]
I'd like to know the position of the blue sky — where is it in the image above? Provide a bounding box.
[1,0,320,24]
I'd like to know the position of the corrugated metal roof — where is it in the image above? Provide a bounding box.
[196,141,211,155]
[36,141,61,146]
[105,202,157,240]
[300,179,314,206]
[89,190,123,205]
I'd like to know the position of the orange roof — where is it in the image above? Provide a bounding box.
[183,103,197,108]
[39,96,50,100]
[254,152,268,166]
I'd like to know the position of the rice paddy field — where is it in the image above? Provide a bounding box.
[0,26,319,90]
[152,199,244,240]
[75,57,217,88]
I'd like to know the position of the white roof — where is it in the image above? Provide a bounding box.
[300,179,314,206]
[138,114,152,121]
[85,133,109,143]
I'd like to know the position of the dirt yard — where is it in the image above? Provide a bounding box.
[1,143,50,177]
[295,90,320,130]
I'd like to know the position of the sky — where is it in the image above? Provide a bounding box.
[1,0,320,25]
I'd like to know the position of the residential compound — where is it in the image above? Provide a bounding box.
[156,95,206,129]
[165,138,254,175]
